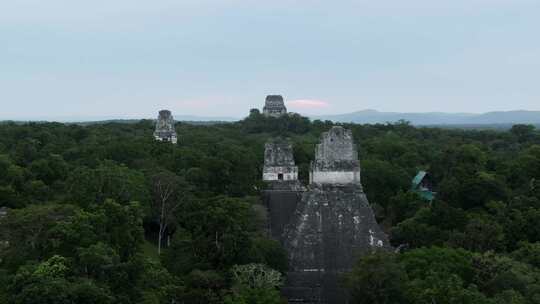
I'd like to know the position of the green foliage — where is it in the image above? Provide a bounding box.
[405,273,491,304]
[471,252,540,298]
[385,190,426,225]
[225,264,284,304]
[1,116,540,303]
[67,161,149,209]
[362,158,411,209]
[33,255,70,278]
[247,237,289,273]
[164,196,253,273]
[450,215,506,252]
[224,288,284,304]
[391,202,468,248]
[179,270,226,304]
[8,256,114,304]
[511,242,540,268]
[511,124,536,143]
[399,247,475,284]
[344,251,408,304]
[347,248,540,304]
[0,204,78,270]
[229,263,283,289]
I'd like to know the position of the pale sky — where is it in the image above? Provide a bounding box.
[1,0,540,120]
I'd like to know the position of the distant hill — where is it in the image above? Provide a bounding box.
[0,115,239,124]
[3,110,540,127]
[313,110,540,126]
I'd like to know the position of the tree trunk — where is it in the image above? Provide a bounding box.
[158,222,163,255]
[158,199,166,255]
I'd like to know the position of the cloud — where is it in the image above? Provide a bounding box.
[288,99,330,109]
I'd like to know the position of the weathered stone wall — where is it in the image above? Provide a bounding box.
[264,139,295,166]
[263,166,298,181]
[263,138,298,182]
[282,184,389,303]
[263,188,304,242]
[314,127,358,162]
[310,126,361,185]
[285,185,388,269]
[309,171,361,185]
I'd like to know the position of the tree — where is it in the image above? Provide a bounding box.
[28,154,68,185]
[0,204,78,271]
[224,264,284,304]
[345,251,408,304]
[7,255,114,304]
[67,161,149,208]
[510,124,536,143]
[450,216,505,252]
[247,237,288,273]
[391,202,467,248]
[249,109,261,117]
[179,270,226,304]
[405,273,491,304]
[511,242,540,269]
[165,196,253,273]
[361,158,410,211]
[76,242,119,279]
[150,171,191,254]
[386,191,425,225]
[471,252,536,299]
[398,247,493,304]
[230,264,283,290]
[399,247,475,284]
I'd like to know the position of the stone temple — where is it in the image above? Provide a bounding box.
[262,138,305,243]
[263,138,299,182]
[262,126,389,304]
[154,110,178,144]
[263,95,288,117]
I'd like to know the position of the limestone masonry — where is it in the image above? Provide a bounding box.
[310,126,361,185]
[154,110,178,144]
[263,95,288,117]
[262,126,389,304]
[263,138,299,182]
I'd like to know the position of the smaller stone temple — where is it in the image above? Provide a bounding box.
[263,95,288,117]
[154,110,178,144]
[263,138,298,182]
[310,126,361,185]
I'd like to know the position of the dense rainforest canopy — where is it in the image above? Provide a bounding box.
[1,111,540,303]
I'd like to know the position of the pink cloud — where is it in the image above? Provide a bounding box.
[288,99,330,109]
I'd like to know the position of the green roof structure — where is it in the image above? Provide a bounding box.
[411,171,436,202]
[412,171,427,188]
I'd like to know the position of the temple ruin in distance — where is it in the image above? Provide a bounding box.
[154,110,178,144]
[263,95,288,117]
